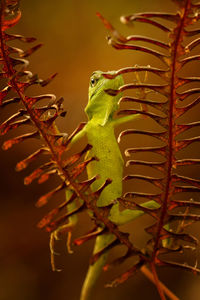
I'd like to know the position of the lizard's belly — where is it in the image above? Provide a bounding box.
[85,123,123,207]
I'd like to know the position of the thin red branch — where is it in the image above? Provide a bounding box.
[152,0,191,259]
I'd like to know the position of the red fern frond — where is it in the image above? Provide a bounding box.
[0,0,145,266]
[98,0,200,291]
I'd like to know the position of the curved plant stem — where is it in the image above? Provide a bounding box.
[150,263,166,300]
[141,266,179,300]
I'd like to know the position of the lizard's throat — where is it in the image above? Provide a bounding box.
[85,101,114,126]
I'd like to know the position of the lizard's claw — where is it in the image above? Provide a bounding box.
[49,223,75,271]
[67,231,73,254]
[50,232,61,272]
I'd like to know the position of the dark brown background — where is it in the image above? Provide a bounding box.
[0,1,199,299]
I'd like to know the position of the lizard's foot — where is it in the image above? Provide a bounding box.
[50,223,74,271]
[50,232,61,272]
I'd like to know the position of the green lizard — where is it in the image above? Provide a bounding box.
[51,70,160,300]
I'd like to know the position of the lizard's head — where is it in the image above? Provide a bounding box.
[85,70,124,125]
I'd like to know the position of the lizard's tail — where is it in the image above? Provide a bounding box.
[80,232,114,300]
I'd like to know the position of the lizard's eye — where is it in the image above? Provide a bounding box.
[90,77,98,87]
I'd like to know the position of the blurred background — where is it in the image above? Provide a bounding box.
[0,0,200,299]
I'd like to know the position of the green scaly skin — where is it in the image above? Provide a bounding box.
[63,71,159,300]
